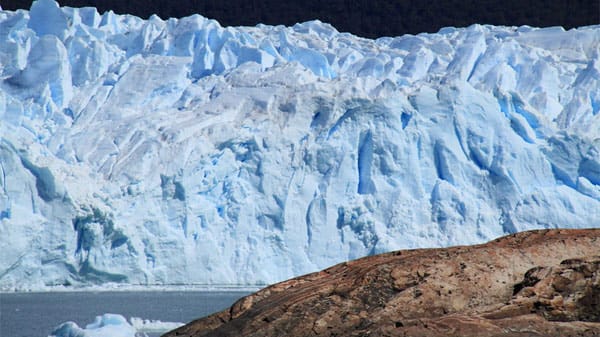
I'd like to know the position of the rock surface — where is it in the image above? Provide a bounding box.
[164,229,600,337]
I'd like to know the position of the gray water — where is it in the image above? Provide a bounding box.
[0,291,250,337]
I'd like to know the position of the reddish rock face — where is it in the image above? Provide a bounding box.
[164,229,600,337]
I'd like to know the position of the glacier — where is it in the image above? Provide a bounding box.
[1,0,599,291]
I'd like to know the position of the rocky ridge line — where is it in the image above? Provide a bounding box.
[164,229,600,337]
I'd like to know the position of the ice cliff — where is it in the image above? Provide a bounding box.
[1,0,599,290]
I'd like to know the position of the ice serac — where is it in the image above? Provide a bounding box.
[1,1,599,290]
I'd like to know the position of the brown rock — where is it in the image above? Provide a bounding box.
[163,229,600,337]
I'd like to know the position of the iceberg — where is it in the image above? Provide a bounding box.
[49,314,183,337]
[50,314,136,337]
[0,0,599,290]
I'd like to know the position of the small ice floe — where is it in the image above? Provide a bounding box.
[49,313,184,337]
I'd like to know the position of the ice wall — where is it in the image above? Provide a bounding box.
[1,0,599,290]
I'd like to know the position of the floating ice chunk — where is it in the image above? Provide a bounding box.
[49,322,86,337]
[50,314,136,337]
[49,314,183,337]
[129,317,184,333]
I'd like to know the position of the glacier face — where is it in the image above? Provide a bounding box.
[1,0,599,290]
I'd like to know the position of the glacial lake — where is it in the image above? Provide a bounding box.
[0,290,251,337]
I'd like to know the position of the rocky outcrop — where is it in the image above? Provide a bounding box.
[164,229,600,337]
